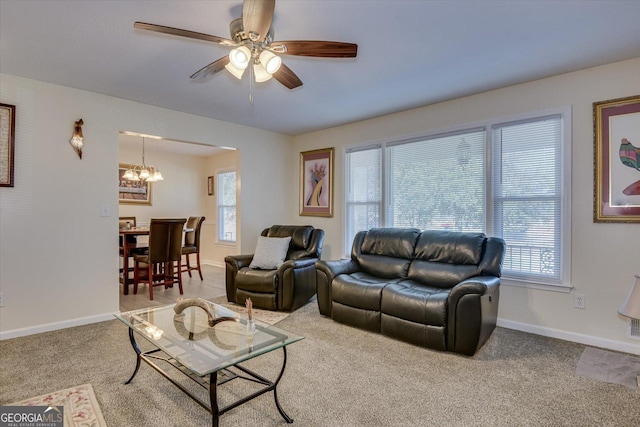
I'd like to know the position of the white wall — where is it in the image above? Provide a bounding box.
[0,74,292,338]
[291,57,640,355]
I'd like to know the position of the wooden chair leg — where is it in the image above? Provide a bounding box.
[148,263,154,300]
[196,252,203,280]
[177,259,183,295]
[185,254,193,278]
[133,261,139,295]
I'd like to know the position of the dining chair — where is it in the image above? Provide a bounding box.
[133,218,186,300]
[181,216,206,280]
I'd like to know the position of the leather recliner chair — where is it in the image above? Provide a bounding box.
[225,225,325,311]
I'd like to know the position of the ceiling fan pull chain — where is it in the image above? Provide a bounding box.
[249,63,255,105]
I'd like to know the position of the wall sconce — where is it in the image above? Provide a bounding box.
[69,118,84,159]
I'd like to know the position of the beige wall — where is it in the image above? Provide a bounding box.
[291,57,640,355]
[2,58,639,355]
[0,74,292,338]
[118,144,207,224]
[201,149,240,267]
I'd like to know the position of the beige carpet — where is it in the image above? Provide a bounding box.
[2,299,640,426]
[211,297,290,325]
[10,384,107,427]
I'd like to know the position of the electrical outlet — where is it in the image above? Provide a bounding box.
[574,293,585,309]
[0,292,4,307]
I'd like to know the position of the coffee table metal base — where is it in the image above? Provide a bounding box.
[124,328,293,426]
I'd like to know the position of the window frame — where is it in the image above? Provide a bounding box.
[343,107,572,291]
[216,169,237,244]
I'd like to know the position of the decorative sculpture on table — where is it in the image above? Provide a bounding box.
[69,118,84,159]
[174,297,236,327]
[246,298,256,336]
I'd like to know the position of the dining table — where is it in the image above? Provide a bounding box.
[119,226,194,295]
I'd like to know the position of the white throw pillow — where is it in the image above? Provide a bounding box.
[249,236,292,269]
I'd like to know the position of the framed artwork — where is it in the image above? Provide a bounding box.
[593,94,640,222]
[300,147,334,217]
[0,103,16,187]
[208,176,214,196]
[118,163,152,205]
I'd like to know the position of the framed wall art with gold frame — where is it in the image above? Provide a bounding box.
[118,163,153,205]
[593,94,640,222]
[0,103,16,187]
[300,147,334,217]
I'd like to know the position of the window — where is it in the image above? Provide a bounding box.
[490,115,565,286]
[345,108,571,289]
[345,146,382,250]
[388,129,485,231]
[217,170,236,243]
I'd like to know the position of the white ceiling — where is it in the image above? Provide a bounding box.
[1,1,640,136]
[119,132,226,157]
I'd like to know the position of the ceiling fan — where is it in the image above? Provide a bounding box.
[134,0,358,90]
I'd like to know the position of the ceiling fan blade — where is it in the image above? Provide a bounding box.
[273,63,303,89]
[190,56,230,80]
[270,40,358,58]
[242,0,275,42]
[134,22,235,46]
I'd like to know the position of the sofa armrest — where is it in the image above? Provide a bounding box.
[277,257,320,311]
[225,254,254,269]
[316,259,360,316]
[224,254,254,302]
[447,276,501,355]
[279,257,318,272]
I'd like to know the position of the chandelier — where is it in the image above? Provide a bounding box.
[122,137,164,183]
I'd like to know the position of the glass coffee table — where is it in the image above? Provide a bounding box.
[115,300,303,427]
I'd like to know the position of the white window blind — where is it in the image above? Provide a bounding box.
[217,170,236,243]
[344,108,570,289]
[345,146,382,250]
[491,115,563,284]
[388,130,485,231]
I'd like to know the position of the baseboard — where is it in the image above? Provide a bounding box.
[202,259,225,268]
[0,312,118,341]
[497,318,640,356]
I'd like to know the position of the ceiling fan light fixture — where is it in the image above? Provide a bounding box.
[228,46,251,70]
[259,50,282,74]
[225,62,246,79]
[253,62,273,82]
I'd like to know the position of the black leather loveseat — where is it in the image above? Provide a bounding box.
[316,228,505,356]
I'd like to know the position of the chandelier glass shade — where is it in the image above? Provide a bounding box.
[123,137,164,183]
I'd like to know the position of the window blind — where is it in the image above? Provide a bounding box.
[491,115,563,283]
[387,130,485,231]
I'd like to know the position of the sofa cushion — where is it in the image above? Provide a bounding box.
[266,225,312,250]
[332,272,392,311]
[408,231,486,288]
[414,230,486,264]
[381,281,448,326]
[235,267,278,293]
[357,228,419,279]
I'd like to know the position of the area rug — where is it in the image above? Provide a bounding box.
[575,347,640,390]
[211,297,290,325]
[10,383,107,427]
